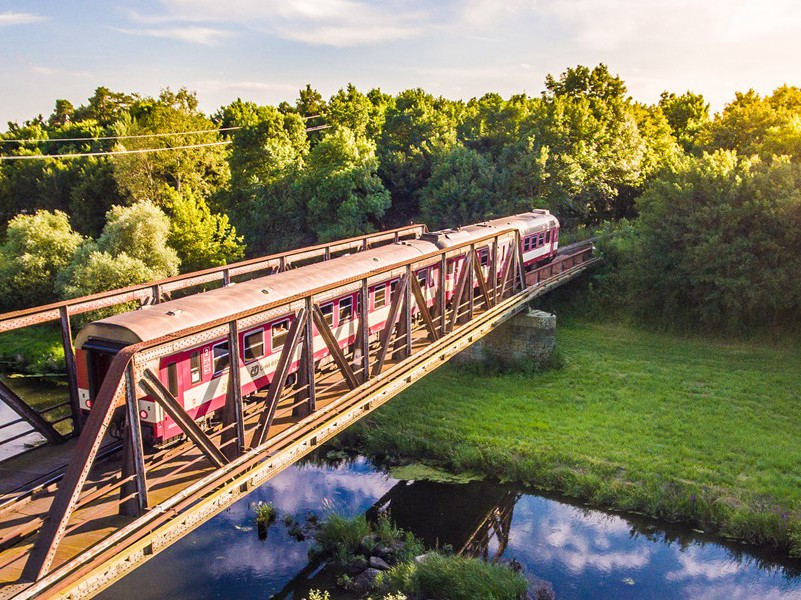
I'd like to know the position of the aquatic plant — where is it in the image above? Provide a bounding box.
[253,501,276,525]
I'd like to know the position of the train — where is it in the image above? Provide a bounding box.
[74,211,559,445]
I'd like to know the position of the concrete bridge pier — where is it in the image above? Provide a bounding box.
[453,308,557,372]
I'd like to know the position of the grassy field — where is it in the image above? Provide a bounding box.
[345,320,801,554]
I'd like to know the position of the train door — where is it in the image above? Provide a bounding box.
[88,349,114,402]
[161,359,182,403]
[83,340,127,406]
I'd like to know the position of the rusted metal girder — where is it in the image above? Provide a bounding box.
[140,370,228,469]
[21,348,134,581]
[15,251,598,600]
[312,305,360,390]
[449,251,474,332]
[371,274,408,377]
[251,309,308,447]
[409,272,439,342]
[222,321,246,460]
[120,365,148,517]
[59,306,81,433]
[0,379,64,445]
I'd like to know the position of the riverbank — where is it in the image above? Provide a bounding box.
[343,319,801,555]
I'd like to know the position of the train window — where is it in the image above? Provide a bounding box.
[447,260,456,275]
[479,249,489,267]
[212,342,229,376]
[167,363,179,397]
[321,302,335,327]
[523,237,530,251]
[373,285,386,309]
[243,330,264,362]
[545,231,551,243]
[339,297,353,322]
[539,233,545,245]
[271,319,289,351]
[190,351,201,384]
[416,269,428,288]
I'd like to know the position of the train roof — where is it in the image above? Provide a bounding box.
[75,240,435,348]
[74,211,559,349]
[420,210,558,249]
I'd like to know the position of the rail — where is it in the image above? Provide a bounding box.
[0,225,426,451]
[0,232,598,598]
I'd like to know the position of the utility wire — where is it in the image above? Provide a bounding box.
[0,123,331,161]
[0,127,242,144]
[0,141,232,161]
[1,114,325,144]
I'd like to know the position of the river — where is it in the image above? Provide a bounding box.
[0,375,67,462]
[100,451,801,600]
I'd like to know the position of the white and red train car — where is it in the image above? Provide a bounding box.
[74,211,559,445]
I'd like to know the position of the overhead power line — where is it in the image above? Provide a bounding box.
[0,141,232,161]
[0,123,331,161]
[1,114,324,144]
[0,126,242,144]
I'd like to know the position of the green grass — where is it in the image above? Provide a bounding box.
[383,554,528,600]
[347,320,801,554]
[0,326,65,375]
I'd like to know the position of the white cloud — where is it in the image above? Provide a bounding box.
[31,66,90,78]
[114,26,233,46]
[129,0,430,47]
[0,11,45,26]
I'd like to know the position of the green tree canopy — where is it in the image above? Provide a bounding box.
[618,151,801,330]
[377,89,460,223]
[96,200,180,276]
[303,127,391,241]
[0,210,83,309]
[165,187,244,272]
[420,145,509,229]
[658,91,710,152]
[111,88,230,205]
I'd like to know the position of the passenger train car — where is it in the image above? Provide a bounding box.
[74,211,559,445]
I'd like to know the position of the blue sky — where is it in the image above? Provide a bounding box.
[1,0,800,124]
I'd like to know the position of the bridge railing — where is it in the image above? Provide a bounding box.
[0,225,426,452]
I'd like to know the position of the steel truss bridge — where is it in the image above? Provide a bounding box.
[0,225,597,599]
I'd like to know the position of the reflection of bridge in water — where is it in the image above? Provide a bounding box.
[271,476,521,599]
[369,478,519,563]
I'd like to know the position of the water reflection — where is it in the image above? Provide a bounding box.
[101,451,801,600]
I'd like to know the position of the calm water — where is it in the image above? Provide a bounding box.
[101,452,801,600]
[0,375,67,461]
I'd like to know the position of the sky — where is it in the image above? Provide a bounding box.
[1,0,800,125]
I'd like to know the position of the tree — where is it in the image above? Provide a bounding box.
[707,86,801,158]
[165,187,244,272]
[457,93,536,158]
[420,145,509,229]
[302,127,391,241]
[500,64,654,226]
[0,210,83,309]
[327,84,387,140]
[57,246,159,299]
[377,89,459,223]
[48,99,75,128]
[111,88,230,205]
[658,91,710,153]
[72,86,136,126]
[620,151,801,330]
[96,201,180,276]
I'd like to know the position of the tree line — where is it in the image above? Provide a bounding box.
[2,64,800,331]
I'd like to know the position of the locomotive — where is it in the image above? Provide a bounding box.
[74,211,559,445]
